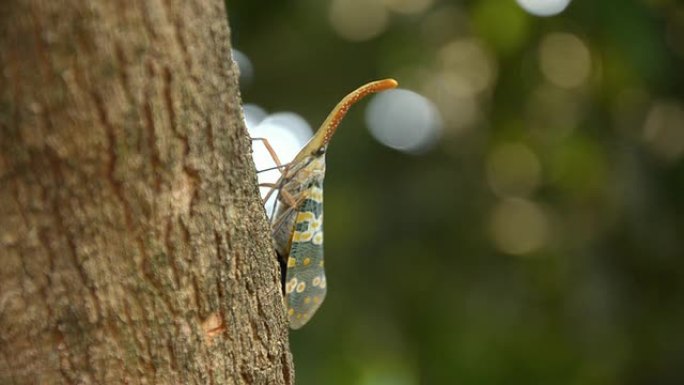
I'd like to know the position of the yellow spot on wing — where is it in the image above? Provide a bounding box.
[310,190,323,202]
[296,211,315,222]
[293,231,313,242]
[309,217,322,231]
[313,232,323,245]
[286,278,298,294]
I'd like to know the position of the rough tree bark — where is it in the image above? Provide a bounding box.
[0,1,293,384]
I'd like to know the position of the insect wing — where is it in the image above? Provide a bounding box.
[284,180,327,329]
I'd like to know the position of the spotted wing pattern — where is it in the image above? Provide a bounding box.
[283,178,327,329]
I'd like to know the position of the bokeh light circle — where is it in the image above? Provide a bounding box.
[643,101,684,161]
[329,0,389,41]
[258,112,313,147]
[489,198,550,255]
[231,49,254,88]
[366,89,442,153]
[539,32,591,89]
[437,38,496,95]
[243,104,267,131]
[383,0,434,15]
[516,0,572,17]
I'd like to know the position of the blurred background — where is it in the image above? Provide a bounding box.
[228,0,684,384]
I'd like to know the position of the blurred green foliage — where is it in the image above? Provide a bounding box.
[228,0,684,384]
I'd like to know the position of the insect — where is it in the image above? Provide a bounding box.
[260,79,398,329]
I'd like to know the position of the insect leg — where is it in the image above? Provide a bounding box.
[278,189,299,207]
[271,190,305,232]
[258,183,299,218]
[259,182,280,204]
[257,182,282,223]
[252,137,287,174]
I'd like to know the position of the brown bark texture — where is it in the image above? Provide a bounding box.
[0,0,293,384]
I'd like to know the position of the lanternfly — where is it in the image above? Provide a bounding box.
[260,79,398,329]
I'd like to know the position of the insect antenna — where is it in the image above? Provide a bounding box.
[256,163,290,174]
[252,137,285,172]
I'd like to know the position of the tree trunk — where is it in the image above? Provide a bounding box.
[0,1,293,383]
